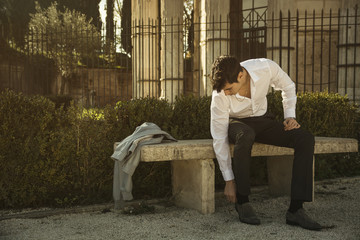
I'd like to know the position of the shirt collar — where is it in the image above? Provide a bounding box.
[240,63,260,83]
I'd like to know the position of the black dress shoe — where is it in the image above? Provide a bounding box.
[235,202,261,225]
[286,208,322,231]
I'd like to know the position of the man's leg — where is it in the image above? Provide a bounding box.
[249,120,314,202]
[228,120,260,225]
[241,116,321,230]
[228,120,255,198]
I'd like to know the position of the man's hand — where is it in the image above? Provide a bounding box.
[224,180,237,203]
[283,118,301,131]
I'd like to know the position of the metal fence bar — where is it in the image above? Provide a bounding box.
[354,7,358,102]
[337,9,340,93]
[304,10,307,92]
[296,10,299,92]
[345,8,349,93]
[287,10,291,74]
[328,9,332,90]
[320,10,324,92]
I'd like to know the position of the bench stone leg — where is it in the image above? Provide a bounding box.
[267,156,314,200]
[267,156,293,196]
[171,159,215,214]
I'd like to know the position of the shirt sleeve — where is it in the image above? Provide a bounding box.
[267,60,297,119]
[210,91,234,181]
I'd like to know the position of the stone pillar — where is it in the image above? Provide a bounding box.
[267,1,296,81]
[198,0,230,96]
[267,0,341,93]
[192,0,201,96]
[132,0,160,98]
[160,0,184,103]
[338,1,360,103]
[295,1,340,93]
[172,159,215,214]
[267,155,314,201]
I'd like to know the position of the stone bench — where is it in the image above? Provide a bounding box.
[115,137,358,214]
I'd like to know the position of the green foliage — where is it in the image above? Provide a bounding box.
[0,89,60,207]
[0,89,114,208]
[171,95,212,139]
[297,91,358,138]
[114,97,174,136]
[1,0,101,47]
[267,90,358,138]
[46,94,73,109]
[28,2,101,79]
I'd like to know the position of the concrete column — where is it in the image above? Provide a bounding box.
[192,0,201,96]
[267,1,296,81]
[132,0,160,98]
[295,0,340,93]
[267,155,293,196]
[267,0,341,93]
[198,0,230,96]
[160,0,184,103]
[172,159,215,214]
[267,155,314,201]
[338,1,360,103]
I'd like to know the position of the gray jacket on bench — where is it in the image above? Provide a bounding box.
[111,122,176,209]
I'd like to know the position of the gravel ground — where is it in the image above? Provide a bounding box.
[1,176,360,240]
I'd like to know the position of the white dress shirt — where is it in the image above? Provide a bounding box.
[210,58,297,181]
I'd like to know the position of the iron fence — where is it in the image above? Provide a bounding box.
[0,7,359,106]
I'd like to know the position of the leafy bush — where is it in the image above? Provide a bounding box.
[267,91,358,137]
[0,90,114,208]
[0,89,60,207]
[114,97,173,135]
[171,95,212,139]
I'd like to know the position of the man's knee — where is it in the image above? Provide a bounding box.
[295,129,315,148]
[234,128,255,146]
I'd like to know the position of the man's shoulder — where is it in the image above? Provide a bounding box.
[241,58,272,67]
[211,90,230,106]
[211,90,226,100]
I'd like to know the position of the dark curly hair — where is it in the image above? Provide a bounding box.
[210,55,243,93]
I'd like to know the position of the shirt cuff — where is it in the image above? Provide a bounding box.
[284,108,296,119]
[222,169,235,181]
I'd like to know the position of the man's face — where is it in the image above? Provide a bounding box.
[223,71,248,96]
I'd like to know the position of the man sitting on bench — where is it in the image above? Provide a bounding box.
[210,55,322,230]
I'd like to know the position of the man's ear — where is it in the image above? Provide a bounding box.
[237,71,243,83]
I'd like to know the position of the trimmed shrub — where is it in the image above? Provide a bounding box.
[267,90,358,138]
[113,97,173,136]
[48,106,114,206]
[0,90,115,208]
[0,89,60,207]
[171,95,212,139]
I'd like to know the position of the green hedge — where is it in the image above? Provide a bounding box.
[0,89,359,209]
[171,95,212,140]
[267,91,358,137]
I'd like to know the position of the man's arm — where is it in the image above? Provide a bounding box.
[211,91,237,202]
[268,60,297,119]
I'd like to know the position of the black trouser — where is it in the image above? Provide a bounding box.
[228,113,314,202]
